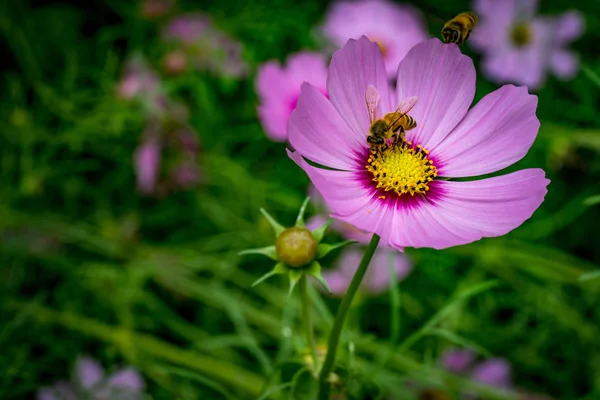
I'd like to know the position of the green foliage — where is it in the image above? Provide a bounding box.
[1,0,600,399]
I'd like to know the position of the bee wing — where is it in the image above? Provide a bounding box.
[365,85,380,123]
[395,96,418,116]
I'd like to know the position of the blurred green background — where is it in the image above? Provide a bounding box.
[1,0,600,399]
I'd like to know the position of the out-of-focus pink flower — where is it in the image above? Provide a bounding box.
[288,37,549,251]
[471,0,584,89]
[256,52,328,141]
[134,133,161,195]
[214,34,249,78]
[163,13,212,43]
[470,358,513,390]
[435,349,514,398]
[440,349,477,374]
[163,50,188,75]
[163,13,248,78]
[37,356,144,400]
[117,56,160,100]
[177,128,200,154]
[171,160,203,188]
[322,246,412,296]
[320,0,428,79]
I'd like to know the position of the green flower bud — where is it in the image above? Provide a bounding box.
[275,227,318,267]
[240,197,356,294]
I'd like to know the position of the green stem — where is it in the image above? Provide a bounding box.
[317,234,380,399]
[299,274,320,373]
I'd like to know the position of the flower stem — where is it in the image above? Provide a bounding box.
[317,234,380,399]
[299,274,320,374]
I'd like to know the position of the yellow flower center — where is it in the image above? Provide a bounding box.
[365,137,437,197]
[369,36,388,58]
[510,22,532,47]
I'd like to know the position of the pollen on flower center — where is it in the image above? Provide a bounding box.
[510,22,532,47]
[365,137,437,196]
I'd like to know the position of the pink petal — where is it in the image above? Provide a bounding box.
[385,192,480,250]
[256,62,295,141]
[256,61,289,100]
[340,169,548,250]
[256,53,328,141]
[434,85,539,177]
[288,84,364,170]
[322,270,353,296]
[320,0,428,79]
[470,0,516,51]
[258,104,293,142]
[326,36,391,143]
[108,368,145,391]
[307,184,375,245]
[288,150,375,223]
[470,358,513,389]
[550,49,579,79]
[329,187,405,250]
[334,220,374,245]
[364,247,412,293]
[37,382,77,400]
[286,52,328,92]
[440,349,476,373]
[323,247,412,296]
[430,169,549,246]
[515,0,539,19]
[553,11,584,45]
[134,138,161,195]
[396,39,476,150]
[306,214,329,232]
[483,48,545,89]
[75,356,104,389]
[37,389,58,400]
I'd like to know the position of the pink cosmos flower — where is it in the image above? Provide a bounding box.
[323,246,412,296]
[163,13,248,78]
[439,349,513,394]
[256,52,328,141]
[320,0,428,79]
[440,348,477,374]
[37,356,144,400]
[288,37,549,251]
[470,0,584,89]
[117,56,160,100]
[134,131,161,195]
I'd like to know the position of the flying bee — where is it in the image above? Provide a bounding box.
[441,11,478,45]
[365,84,418,148]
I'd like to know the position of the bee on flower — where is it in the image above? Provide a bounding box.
[288,36,549,251]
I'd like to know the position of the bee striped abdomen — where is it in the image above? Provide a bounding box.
[442,12,478,45]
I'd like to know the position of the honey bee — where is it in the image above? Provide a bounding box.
[365,85,417,148]
[441,12,478,45]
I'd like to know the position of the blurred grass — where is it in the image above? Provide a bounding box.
[1,0,600,399]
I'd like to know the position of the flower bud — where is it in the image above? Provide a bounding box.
[275,227,317,267]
